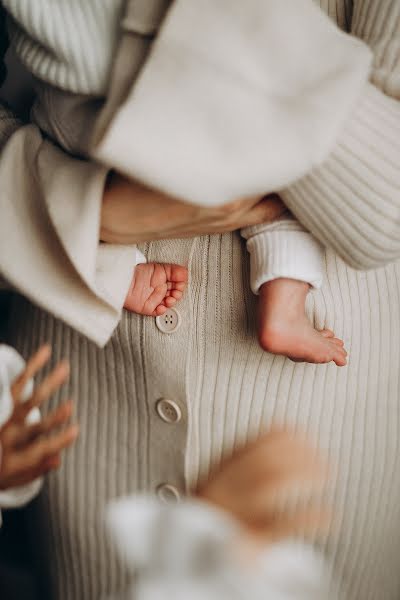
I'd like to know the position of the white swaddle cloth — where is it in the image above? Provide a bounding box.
[107,496,338,600]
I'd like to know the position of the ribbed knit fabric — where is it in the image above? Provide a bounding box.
[281,0,400,270]
[243,219,325,292]
[3,0,125,95]
[8,234,400,600]
[4,1,400,600]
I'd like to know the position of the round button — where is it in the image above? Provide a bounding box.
[155,308,181,334]
[156,398,182,424]
[156,484,181,504]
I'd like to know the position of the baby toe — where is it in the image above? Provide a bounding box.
[332,347,348,367]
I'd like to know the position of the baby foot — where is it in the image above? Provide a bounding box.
[258,279,347,366]
[124,263,188,316]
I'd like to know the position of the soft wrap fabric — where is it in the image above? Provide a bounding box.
[93,0,371,205]
[3,2,400,598]
[107,495,337,600]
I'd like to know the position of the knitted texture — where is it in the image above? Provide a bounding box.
[3,1,400,600]
[3,0,125,95]
[281,0,400,270]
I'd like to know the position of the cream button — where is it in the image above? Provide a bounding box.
[156,398,182,424]
[155,308,181,334]
[156,484,181,503]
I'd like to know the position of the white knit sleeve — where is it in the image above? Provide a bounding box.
[0,345,42,525]
[242,219,325,294]
[107,495,337,600]
[280,1,400,270]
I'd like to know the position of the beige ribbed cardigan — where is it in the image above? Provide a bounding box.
[2,1,400,599]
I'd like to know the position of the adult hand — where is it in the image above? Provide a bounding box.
[196,428,330,545]
[100,173,286,244]
[0,345,79,490]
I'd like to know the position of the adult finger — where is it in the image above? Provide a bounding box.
[11,345,52,405]
[13,401,74,448]
[15,361,70,421]
[238,195,288,228]
[41,454,61,471]
[25,424,79,467]
[2,454,63,489]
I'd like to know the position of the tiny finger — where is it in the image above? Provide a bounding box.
[170,290,183,300]
[154,305,167,316]
[320,330,334,339]
[164,296,176,307]
[173,282,187,292]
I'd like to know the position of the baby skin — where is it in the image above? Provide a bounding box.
[258,278,347,366]
[123,266,346,366]
[124,263,188,316]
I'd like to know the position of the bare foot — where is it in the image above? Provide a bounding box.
[124,263,188,316]
[258,279,347,366]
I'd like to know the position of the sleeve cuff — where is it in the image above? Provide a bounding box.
[246,230,325,294]
[0,124,138,346]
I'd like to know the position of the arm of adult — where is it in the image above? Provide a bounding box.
[92,0,371,219]
[0,100,286,344]
[100,175,286,244]
[280,0,400,270]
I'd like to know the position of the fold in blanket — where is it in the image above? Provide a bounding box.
[93,0,371,206]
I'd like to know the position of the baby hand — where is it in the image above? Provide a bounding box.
[124,263,188,316]
[0,345,79,491]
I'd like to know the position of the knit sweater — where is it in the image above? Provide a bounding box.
[2,1,400,600]
[0,0,373,344]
